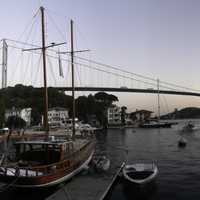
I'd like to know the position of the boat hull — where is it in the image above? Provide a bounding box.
[140,122,172,128]
[123,164,158,187]
[0,141,95,188]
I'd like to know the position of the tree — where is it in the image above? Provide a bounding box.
[108,94,118,103]
[0,98,5,128]
[76,96,88,122]
[94,92,118,107]
[5,116,26,130]
[121,106,127,125]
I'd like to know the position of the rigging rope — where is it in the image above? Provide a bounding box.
[46,10,66,41]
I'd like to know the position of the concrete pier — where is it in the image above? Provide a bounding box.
[46,173,114,200]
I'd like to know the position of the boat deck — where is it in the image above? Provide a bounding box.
[73,139,89,151]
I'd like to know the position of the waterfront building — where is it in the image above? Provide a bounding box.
[5,107,21,120]
[20,108,32,126]
[130,109,153,123]
[107,105,121,125]
[48,107,69,127]
[125,113,134,125]
[5,107,32,126]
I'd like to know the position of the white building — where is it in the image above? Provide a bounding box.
[5,107,21,120]
[20,108,32,126]
[5,107,32,126]
[107,105,121,125]
[48,107,69,127]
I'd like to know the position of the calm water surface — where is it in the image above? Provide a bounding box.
[104,119,200,200]
[1,119,200,200]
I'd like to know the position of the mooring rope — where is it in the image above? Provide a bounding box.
[0,168,20,192]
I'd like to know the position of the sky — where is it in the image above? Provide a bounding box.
[1,0,200,114]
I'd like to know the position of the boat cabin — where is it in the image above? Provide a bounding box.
[14,140,74,166]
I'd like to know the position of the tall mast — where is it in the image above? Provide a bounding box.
[157,78,160,122]
[58,20,89,139]
[70,20,76,139]
[40,6,49,136]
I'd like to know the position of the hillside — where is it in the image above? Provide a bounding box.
[0,84,118,127]
[0,84,73,126]
[161,107,200,119]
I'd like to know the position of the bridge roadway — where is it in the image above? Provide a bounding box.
[54,87,200,97]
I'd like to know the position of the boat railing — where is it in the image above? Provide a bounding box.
[0,139,94,177]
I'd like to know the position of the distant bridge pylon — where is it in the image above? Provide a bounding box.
[1,39,8,88]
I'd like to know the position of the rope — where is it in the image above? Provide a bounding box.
[46,10,66,41]
[75,55,200,92]
[62,186,72,200]
[0,168,20,193]
[33,53,42,86]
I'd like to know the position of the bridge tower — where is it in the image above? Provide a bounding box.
[1,39,8,88]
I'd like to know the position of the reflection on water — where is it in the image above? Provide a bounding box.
[1,119,200,199]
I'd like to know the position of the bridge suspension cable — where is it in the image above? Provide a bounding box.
[1,38,199,94]
[74,55,200,93]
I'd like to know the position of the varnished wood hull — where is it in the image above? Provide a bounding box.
[0,141,95,188]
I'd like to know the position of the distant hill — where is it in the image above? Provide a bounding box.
[161,107,200,119]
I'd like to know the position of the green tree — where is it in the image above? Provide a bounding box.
[5,116,26,129]
[121,106,127,125]
[0,98,5,128]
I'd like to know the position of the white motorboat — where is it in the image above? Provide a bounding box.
[182,122,197,132]
[123,163,158,185]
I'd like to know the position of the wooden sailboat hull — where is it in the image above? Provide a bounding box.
[0,141,95,188]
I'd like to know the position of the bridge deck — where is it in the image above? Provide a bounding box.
[54,87,200,97]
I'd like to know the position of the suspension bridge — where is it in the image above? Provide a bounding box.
[0,7,199,101]
[0,38,200,99]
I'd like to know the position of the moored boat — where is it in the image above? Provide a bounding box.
[0,7,95,189]
[122,163,158,186]
[178,137,187,147]
[139,121,172,128]
[0,136,95,188]
[181,122,198,132]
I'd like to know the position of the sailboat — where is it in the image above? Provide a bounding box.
[140,79,173,128]
[0,7,95,188]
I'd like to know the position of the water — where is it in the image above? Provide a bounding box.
[1,119,200,199]
[102,119,200,200]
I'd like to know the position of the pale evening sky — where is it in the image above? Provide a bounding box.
[0,0,200,114]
